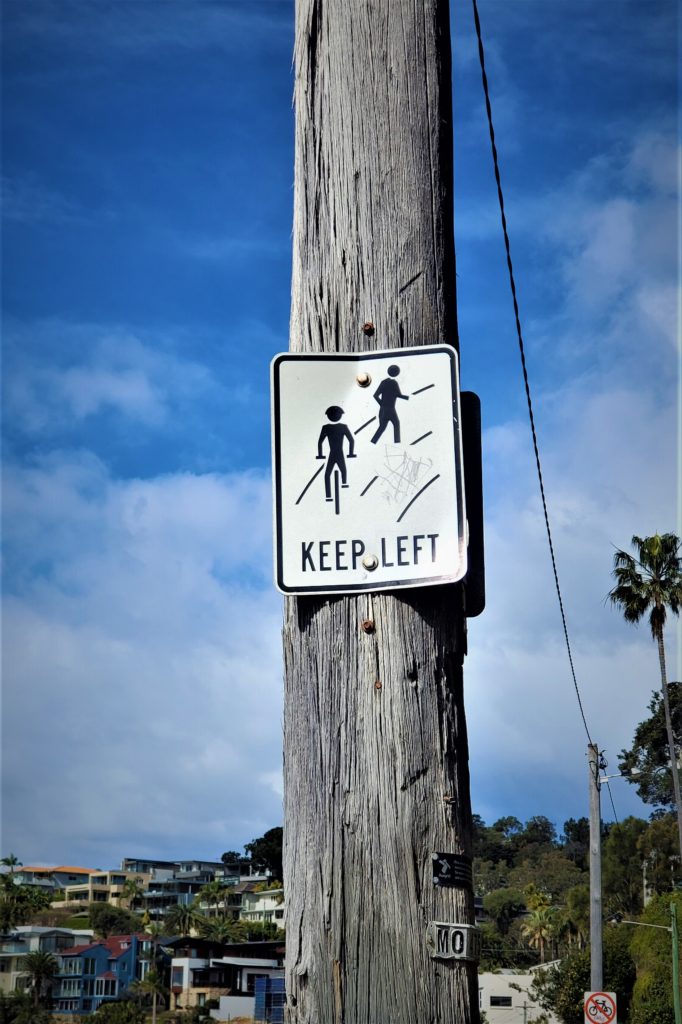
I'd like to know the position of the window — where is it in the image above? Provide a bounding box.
[490,995,512,1007]
[84,958,96,975]
[275,909,284,920]
[247,974,268,994]
[95,979,117,997]
[171,967,184,988]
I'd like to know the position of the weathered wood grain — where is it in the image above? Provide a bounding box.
[283,2,478,1021]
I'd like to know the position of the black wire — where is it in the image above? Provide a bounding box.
[604,779,620,825]
[470,0,593,748]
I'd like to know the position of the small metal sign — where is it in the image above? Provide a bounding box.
[426,922,481,961]
[584,992,617,1024]
[271,345,467,594]
[432,853,472,889]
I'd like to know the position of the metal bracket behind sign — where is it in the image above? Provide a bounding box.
[426,922,481,962]
[432,852,473,889]
[461,391,485,618]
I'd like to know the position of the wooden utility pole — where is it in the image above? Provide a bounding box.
[283,2,477,1023]
[588,743,603,992]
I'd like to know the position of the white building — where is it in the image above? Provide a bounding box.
[239,888,284,928]
[478,968,559,1023]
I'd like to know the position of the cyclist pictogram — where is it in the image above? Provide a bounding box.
[271,344,467,595]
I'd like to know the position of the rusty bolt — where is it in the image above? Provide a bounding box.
[362,321,375,336]
[361,619,375,634]
[443,794,456,804]
[375,680,382,690]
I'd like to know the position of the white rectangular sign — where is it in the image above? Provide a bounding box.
[584,992,617,1023]
[426,922,481,961]
[271,345,466,595]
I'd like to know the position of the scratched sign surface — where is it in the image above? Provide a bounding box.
[271,345,466,594]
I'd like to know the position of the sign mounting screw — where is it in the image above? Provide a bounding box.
[362,554,379,571]
[356,371,372,387]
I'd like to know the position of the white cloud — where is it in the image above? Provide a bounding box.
[3,325,216,433]
[2,455,283,865]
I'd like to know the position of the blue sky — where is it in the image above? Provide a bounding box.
[1,0,678,868]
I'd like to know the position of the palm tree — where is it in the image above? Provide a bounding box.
[197,915,236,943]
[0,854,22,876]
[19,950,59,1007]
[121,876,145,910]
[139,923,167,1024]
[197,879,231,917]
[520,907,556,964]
[130,967,168,1024]
[609,532,682,859]
[164,900,202,936]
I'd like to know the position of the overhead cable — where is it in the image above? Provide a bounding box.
[470,0,594,748]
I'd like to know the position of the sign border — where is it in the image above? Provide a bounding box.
[271,345,467,595]
[583,990,617,1023]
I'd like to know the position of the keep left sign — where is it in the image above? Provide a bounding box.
[271,345,467,595]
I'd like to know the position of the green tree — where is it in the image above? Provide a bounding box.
[562,884,590,950]
[84,999,145,1023]
[196,880,232,917]
[520,907,556,963]
[639,815,681,897]
[18,950,59,1007]
[509,851,584,902]
[620,685,682,811]
[129,967,168,1024]
[0,990,51,1024]
[627,891,682,1024]
[609,532,682,858]
[89,902,141,937]
[602,815,647,916]
[561,818,590,871]
[473,858,509,896]
[0,856,22,876]
[197,915,236,943]
[472,815,511,866]
[121,877,145,910]
[244,827,283,882]
[0,883,53,934]
[164,900,203,936]
[482,888,525,936]
[530,927,635,1024]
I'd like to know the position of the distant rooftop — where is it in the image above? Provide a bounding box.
[20,866,97,875]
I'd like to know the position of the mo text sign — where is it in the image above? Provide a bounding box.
[271,345,466,594]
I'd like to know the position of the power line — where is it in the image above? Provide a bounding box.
[470,0,593,749]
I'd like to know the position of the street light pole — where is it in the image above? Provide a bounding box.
[613,903,681,1024]
[672,902,681,1024]
[588,742,603,991]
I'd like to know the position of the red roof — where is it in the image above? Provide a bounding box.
[99,971,117,981]
[21,865,96,875]
[60,934,139,958]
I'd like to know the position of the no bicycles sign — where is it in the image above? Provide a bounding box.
[584,991,617,1024]
[271,345,467,594]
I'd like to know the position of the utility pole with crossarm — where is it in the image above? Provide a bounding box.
[281,2,480,1022]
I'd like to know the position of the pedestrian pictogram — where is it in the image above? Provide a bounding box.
[584,991,617,1023]
[271,344,467,594]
